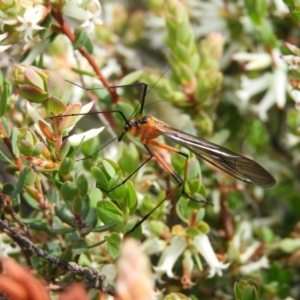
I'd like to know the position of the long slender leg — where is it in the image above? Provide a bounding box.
[127,143,211,233]
[147,140,210,203]
[98,154,154,193]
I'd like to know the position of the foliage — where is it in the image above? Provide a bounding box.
[1,0,300,299]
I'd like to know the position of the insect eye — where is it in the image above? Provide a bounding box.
[124,123,130,131]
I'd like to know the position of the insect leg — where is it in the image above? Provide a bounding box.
[127,143,210,233]
[148,140,211,204]
[98,154,154,193]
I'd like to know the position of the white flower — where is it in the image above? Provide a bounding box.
[281,55,300,72]
[141,237,167,256]
[232,52,271,70]
[285,42,300,56]
[154,236,188,278]
[63,0,103,35]
[234,49,287,121]
[239,255,270,274]
[80,0,103,35]
[236,74,272,110]
[273,0,289,16]
[193,234,230,278]
[188,0,230,39]
[16,5,48,42]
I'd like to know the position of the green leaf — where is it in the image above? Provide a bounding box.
[0,81,8,117]
[124,218,142,238]
[119,70,144,86]
[54,205,75,227]
[2,183,15,197]
[22,219,51,231]
[97,200,124,232]
[47,71,66,99]
[234,280,260,300]
[73,29,94,54]
[59,157,74,176]
[76,174,89,197]
[43,96,66,115]
[186,228,201,237]
[123,181,137,215]
[71,239,88,255]
[11,127,20,157]
[82,207,98,228]
[60,181,80,201]
[108,177,127,200]
[187,157,200,181]
[1,117,11,137]
[81,194,91,219]
[11,167,31,199]
[92,223,117,232]
[52,226,77,234]
[0,149,14,164]
[105,233,121,259]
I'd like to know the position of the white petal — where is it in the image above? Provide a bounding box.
[141,237,167,256]
[80,101,95,114]
[0,45,12,52]
[68,127,105,146]
[252,85,276,121]
[154,236,187,278]
[239,256,269,274]
[193,234,230,278]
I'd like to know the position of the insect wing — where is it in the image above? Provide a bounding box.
[153,120,275,188]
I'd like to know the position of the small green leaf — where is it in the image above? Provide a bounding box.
[97,200,124,232]
[92,223,117,232]
[17,140,33,156]
[0,81,8,117]
[105,233,121,259]
[83,207,98,228]
[73,29,94,53]
[2,183,15,197]
[11,167,30,199]
[0,149,14,164]
[44,96,66,115]
[32,142,46,157]
[187,157,200,181]
[124,218,142,238]
[60,181,80,201]
[59,157,74,176]
[55,204,75,227]
[47,71,66,99]
[72,195,83,214]
[234,279,260,300]
[81,194,91,219]
[52,226,77,234]
[76,174,89,197]
[108,177,127,200]
[71,239,88,255]
[22,219,51,231]
[186,228,201,237]
[123,181,137,215]
[91,166,109,188]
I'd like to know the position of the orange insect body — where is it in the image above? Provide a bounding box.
[126,116,162,144]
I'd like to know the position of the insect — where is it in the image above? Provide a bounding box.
[58,81,276,233]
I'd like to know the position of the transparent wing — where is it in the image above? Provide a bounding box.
[153,120,275,188]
